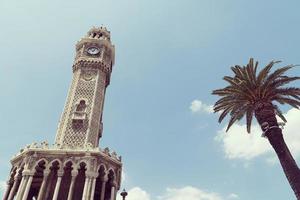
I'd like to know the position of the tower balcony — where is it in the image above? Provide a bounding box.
[73,111,87,120]
[72,111,87,127]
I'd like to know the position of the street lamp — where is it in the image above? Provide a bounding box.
[120,189,128,200]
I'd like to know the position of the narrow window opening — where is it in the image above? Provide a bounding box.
[76,100,86,112]
[72,100,87,129]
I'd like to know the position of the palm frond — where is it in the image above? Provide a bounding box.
[214,96,239,106]
[231,66,244,79]
[272,76,300,88]
[257,60,281,85]
[275,96,300,108]
[247,58,256,85]
[213,58,300,133]
[246,108,253,133]
[273,105,287,123]
[226,108,246,132]
[275,88,300,99]
[218,107,232,123]
[265,65,294,84]
[214,101,246,112]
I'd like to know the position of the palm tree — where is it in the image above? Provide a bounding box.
[212,58,300,199]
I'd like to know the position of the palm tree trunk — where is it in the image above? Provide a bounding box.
[255,102,300,199]
[266,127,300,199]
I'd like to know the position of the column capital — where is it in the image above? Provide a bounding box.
[57,170,64,177]
[7,179,14,185]
[43,169,51,176]
[110,181,117,188]
[71,170,78,177]
[22,169,35,176]
[85,171,98,178]
[14,173,22,181]
[100,175,108,182]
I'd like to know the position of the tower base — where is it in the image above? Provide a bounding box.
[3,143,121,200]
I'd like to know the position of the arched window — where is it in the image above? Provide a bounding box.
[98,33,103,39]
[72,100,87,129]
[76,100,86,112]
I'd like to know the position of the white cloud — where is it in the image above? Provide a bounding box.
[117,186,237,200]
[227,193,239,199]
[265,156,278,165]
[158,186,222,200]
[215,123,271,160]
[190,100,214,114]
[117,187,150,200]
[280,109,300,158]
[0,180,7,192]
[121,170,126,183]
[215,108,300,161]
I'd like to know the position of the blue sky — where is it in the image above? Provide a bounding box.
[1,0,300,199]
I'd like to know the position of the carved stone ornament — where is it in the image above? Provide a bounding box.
[82,71,96,81]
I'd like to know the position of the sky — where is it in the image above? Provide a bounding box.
[1,0,300,199]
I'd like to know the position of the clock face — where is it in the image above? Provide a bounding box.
[87,46,100,55]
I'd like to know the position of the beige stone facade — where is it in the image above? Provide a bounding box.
[3,27,122,200]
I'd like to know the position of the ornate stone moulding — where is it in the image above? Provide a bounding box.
[72,59,111,73]
[11,150,121,168]
[12,142,122,163]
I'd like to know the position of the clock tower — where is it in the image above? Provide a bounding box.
[2,27,122,200]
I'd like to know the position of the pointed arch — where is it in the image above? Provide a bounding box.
[34,158,49,169]
[57,160,74,200]
[107,168,116,176]
[63,159,75,168]
[96,163,107,172]
[73,162,87,200]
[93,164,107,200]
[77,159,89,171]
[47,159,63,171]
[27,158,48,199]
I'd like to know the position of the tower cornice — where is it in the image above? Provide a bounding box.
[72,59,111,72]
[72,59,112,86]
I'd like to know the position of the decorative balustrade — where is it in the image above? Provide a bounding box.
[15,141,121,162]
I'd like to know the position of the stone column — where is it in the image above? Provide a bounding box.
[52,170,64,200]
[15,170,34,200]
[2,180,13,200]
[110,184,116,200]
[113,185,118,200]
[7,174,22,200]
[21,175,33,200]
[82,174,91,200]
[100,176,108,200]
[67,170,78,200]
[14,175,26,200]
[82,171,97,200]
[89,177,97,200]
[37,169,50,200]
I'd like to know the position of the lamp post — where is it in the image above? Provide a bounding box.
[120,189,128,200]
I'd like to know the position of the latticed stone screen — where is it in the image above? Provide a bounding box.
[88,70,106,146]
[56,68,106,148]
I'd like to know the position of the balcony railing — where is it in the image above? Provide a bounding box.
[72,111,87,127]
